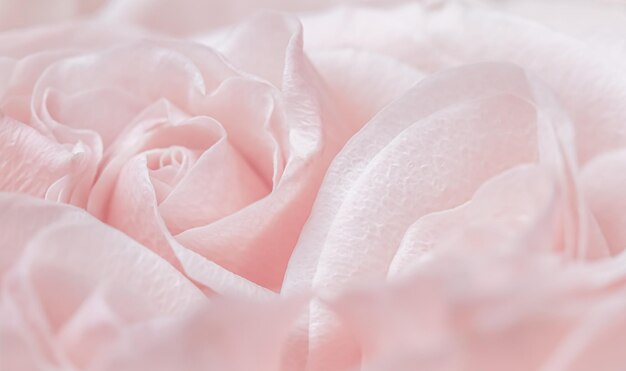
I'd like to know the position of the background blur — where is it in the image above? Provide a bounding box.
[1,0,625,37]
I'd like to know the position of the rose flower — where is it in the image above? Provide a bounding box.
[2,1,626,371]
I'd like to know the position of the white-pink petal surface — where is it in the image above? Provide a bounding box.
[2,0,626,370]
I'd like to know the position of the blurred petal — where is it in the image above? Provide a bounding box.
[581,149,626,255]
[92,296,305,371]
[0,193,206,369]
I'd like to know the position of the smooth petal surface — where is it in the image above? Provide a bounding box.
[92,296,306,371]
[2,1,626,371]
[285,63,540,292]
[0,193,206,369]
[0,194,307,370]
[283,60,605,369]
[175,13,363,290]
[424,1,626,164]
[387,164,561,278]
[327,249,626,371]
[581,150,626,256]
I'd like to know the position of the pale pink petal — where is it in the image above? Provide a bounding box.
[581,149,626,255]
[2,3,625,371]
[175,14,361,290]
[0,193,206,315]
[424,1,626,163]
[301,3,453,73]
[92,296,306,371]
[0,115,73,198]
[282,59,599,368]
[95,101,277,297]
[106,155,178,266]
[388,165,562,278]
[0,310,45,371]
[87,100,218,218]
[327,251,626,371]
[190,77,284,186]
[106,155,276,298]
[159,139,270,234]
[0,193,206,369]
[285,63,537,293]
[308,93,537,287]
[215,13,301,88]
[310,49,423,129]
[29,41,222,142]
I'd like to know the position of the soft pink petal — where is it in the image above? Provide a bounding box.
[327,250,626,371]
[581,149,626,255]
[175,14,363,290]
[0,115,73,198]
[92,296,305,371]
[160,138,270,234]
[387,165,562,278]
[424,1,626,163]
[285,63,537,293]
[190,77,284,186]
[29,41,224,143]
[301,3,453,73]
[0,193,206,369]
[309,49,422,130]
[282,60,599,368]
[106,155,276,298]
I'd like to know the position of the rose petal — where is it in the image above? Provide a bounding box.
[0,115,73,198]
[175,14,356,290]
[106,147,276,298]
[310,48,423,125]
[388,164,562,278]
[92,296,306,371]
[285,63,540,293]
[425,2,626,163]
[581,149,626,256]
[0,193,206,368]
[327,249,626,371]
[282,61,594,369]
[159,138,270,234]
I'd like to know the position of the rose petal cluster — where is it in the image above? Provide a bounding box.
[2,1,626,370]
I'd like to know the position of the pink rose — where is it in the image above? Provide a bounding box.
[2,0,626,370]
[0,8,416,293]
